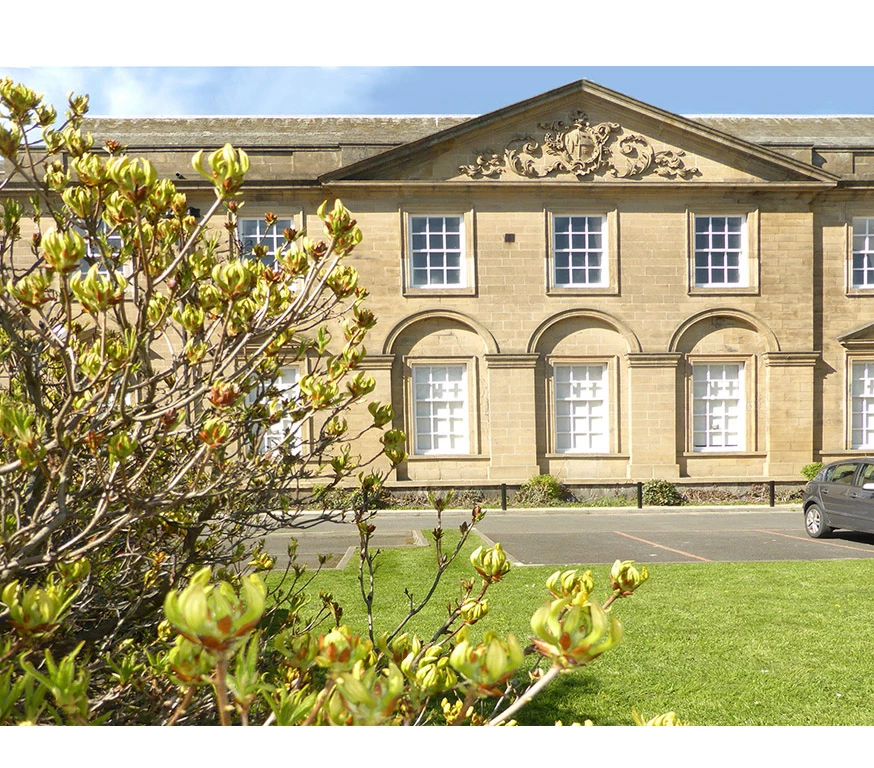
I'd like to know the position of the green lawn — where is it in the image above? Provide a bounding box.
[267,531,874,726]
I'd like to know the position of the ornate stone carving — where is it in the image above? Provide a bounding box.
[458,110,700,181]
[613,134,699,179]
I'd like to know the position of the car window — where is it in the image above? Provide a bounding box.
[859,463,874,487]
[825,463,859,485]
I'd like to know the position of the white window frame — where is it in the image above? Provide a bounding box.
[407,214,466,290]
[850,359,874,449]
[693,215,748,288]
[411,363,470,455]
[248,366,302,455]
[552,362,610,454]
[551,214,608,288]
[691,362,746,452]
[851,217,874,290]
[239,216,296,266]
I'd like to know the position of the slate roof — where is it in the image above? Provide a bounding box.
[81,116,474,148]
[80,113,874,154]
[692,116,874,148]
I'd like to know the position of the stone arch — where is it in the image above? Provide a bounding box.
[668,308,780,354]
[382,310,499,356]
[526,309,642,355]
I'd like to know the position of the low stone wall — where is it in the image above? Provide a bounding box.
[379,480,806,509]
[255,478,806,512]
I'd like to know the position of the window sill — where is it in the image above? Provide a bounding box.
[683,451,766,458]
[847,287,874,297]
[545,453,629,459]
[406,454,489,462]
[404,286,477,298]
[688,286,759,297]
[547,285,618,297]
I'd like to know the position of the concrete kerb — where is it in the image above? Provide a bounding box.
[335,528,428,570]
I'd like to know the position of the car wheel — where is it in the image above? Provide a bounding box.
[805,503,833,539]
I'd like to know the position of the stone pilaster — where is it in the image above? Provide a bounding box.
[356,354,396,476]
[626,353,682,478]
[763,352,819,476]
[484,353,541,480]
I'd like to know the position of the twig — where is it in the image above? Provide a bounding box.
[166,686,194,726]
[487,664,562,726]
[301,679,335,726]
[214,652,232,726]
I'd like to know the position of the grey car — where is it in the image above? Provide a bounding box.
[803,459,874,538]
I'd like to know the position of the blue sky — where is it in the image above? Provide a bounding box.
[1,67,874,117]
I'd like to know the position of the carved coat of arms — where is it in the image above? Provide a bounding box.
[459,110,699,181]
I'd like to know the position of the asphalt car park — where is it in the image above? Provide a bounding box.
[263,506,874,569]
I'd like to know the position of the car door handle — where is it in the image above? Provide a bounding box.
[850,492,859,498]
[822,489,830,494]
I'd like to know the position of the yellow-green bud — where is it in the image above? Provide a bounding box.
[108,432,137,466]
[162,636,217,685]
[326,264,360,299]
[470,543,511,584]
[163,567,266,651]
[211,260,254,299]
[530,595,622,668]
[546,569,595,601]
[368,402,393,428]
[106,156,158,203]
[459,598,489,625]
[315,625,372,672]
[609,559,649,596]
[298,374,338,409]
[69,264,126,314]
[61,186,98,219]
[41,229,85,273]
[172,303,205,334]
[184,341,209,364]
[192,143,250,199]
[147,293,169,325]
[449,629,522,696]
[7,271,52,309]
[56,558,90,584]
[346,372,375,399]
[0,122,22,160]
[274,631,319,668]
[1,577,79,638]
[414,653,457,695]
[332,660,405,726]
[380,429,407,468]
[376,632,422,667]
[60,125,94,157]
[70,153,108,187]
[198,417,229,448]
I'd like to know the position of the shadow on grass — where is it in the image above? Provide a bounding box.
[511,669,627,726]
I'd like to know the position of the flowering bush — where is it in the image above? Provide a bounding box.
[0,78,671,726]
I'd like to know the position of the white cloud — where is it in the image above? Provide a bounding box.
[0,67,398,116]
[211,68,395,115]
[95,69,199,116]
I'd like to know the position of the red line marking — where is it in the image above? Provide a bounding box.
[612,531,711,562]
[753,529,874,553]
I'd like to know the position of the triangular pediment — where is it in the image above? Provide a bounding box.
[839,321,874,349]
[322,81,837,186]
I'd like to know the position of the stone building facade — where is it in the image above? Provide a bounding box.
[69,80,874,485]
